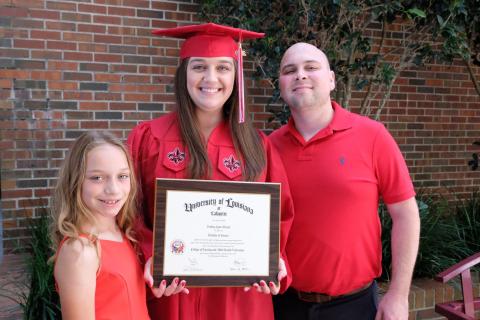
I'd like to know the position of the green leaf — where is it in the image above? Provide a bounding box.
[407,8,426,18]
[437,14,445,27]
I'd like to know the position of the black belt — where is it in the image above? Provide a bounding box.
[295,282,373,303]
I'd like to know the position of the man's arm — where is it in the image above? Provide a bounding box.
[376,197,420,320]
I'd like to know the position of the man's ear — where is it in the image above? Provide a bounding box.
[330,71,336,90]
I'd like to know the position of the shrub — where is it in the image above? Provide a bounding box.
[21,212,61,320]
[380,190,478,280]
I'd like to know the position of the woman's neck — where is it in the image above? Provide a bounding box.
[195,108,224,141]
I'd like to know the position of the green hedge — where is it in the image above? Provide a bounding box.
[380,190,480,280]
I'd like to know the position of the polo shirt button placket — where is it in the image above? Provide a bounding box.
[297,143,314,161]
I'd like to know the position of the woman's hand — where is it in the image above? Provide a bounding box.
[144,257,190,298]
[244,258,287,295]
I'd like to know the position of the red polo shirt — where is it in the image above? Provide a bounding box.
[269,101,415,296]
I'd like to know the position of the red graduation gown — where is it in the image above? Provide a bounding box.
[127,112,294,320]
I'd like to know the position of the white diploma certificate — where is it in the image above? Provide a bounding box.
[163,190,271,276]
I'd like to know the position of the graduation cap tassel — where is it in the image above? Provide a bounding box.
[237,35,245,123]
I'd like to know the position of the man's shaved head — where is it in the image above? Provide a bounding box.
[280,42,331,72]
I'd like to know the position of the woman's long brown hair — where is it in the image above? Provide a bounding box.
[174,58,266,181]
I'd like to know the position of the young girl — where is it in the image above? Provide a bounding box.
[128,23,295,320]
[52,131,150,320]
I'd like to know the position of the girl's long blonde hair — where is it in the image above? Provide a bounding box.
[51,131,138,249]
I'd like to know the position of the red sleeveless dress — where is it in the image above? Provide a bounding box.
[55,235,150,320]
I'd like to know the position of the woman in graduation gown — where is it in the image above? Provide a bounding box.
[128,23,294,320]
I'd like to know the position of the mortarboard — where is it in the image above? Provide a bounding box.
[152,23,265,123]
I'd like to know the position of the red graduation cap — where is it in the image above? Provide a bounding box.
[152,23,265,123]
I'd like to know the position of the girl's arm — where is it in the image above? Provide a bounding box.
[54,238,99,320]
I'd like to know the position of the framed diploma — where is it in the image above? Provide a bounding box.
[152,178,280,287]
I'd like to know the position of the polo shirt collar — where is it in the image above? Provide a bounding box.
[286,100,353,144]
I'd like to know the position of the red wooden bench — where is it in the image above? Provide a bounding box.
[435,252,480,320]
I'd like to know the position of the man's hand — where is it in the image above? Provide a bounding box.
[375,289,409,320]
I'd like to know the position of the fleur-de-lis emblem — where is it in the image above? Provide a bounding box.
[167,147,185,164]
[223,155,241,172]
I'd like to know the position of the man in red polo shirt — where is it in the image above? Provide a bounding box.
[270,42,420,320]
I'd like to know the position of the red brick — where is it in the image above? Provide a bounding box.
[123,0,149,8]
[165,12,191,21]
[78,24,106,34]
[139,85,162,93]
[46,1,76,11]
[47,61,77,71]
[107,26,136,35]
[111,64,137,73]
[29,9,60,20]
[123,17,150,27]
[18,198,48,208]
[123,36,150,46]
[63,32,93,42]
[45,21,76,31]
[14,39,44,49]
[124,112,151,120]
[31,50,62,59]
[124,93,151,101]
[179,3,199,12]
[81,121,108,129]
[94,74,122,82]
[78,43,107,53]
[1,7,29,17]
[11,0,44,8]
[151,20,178,29]
[79,102,108,110]
[140,65,163,75]
[122,75,151,83]
[108,6,135,16]
[152,1,177,10]
[94,53,122,63]
[109,102,135,110]
[30,30,61,40]
[78,3,107,14]
[0,70,30,79]
[12,18,44,29]
[63,92,93,100]
[34,189,52,197]
[47,40,77,51]
[31,71,61,81]
[109,84,136,92]
[94,34,122,44]
[64,52,93,61]
[48,81,78,90]
[0,79,12,88]
[96,0,122,4]
[152,94,175,102]
[93,15,121,25]
[61,12,91,23]
[94,92,122,101]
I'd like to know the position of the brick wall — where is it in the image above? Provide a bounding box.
[1,1,480,252]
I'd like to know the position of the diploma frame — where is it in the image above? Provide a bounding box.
[152,178,280,287]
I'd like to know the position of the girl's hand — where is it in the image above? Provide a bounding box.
[144,257,189,298]
[244,258,287,295]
